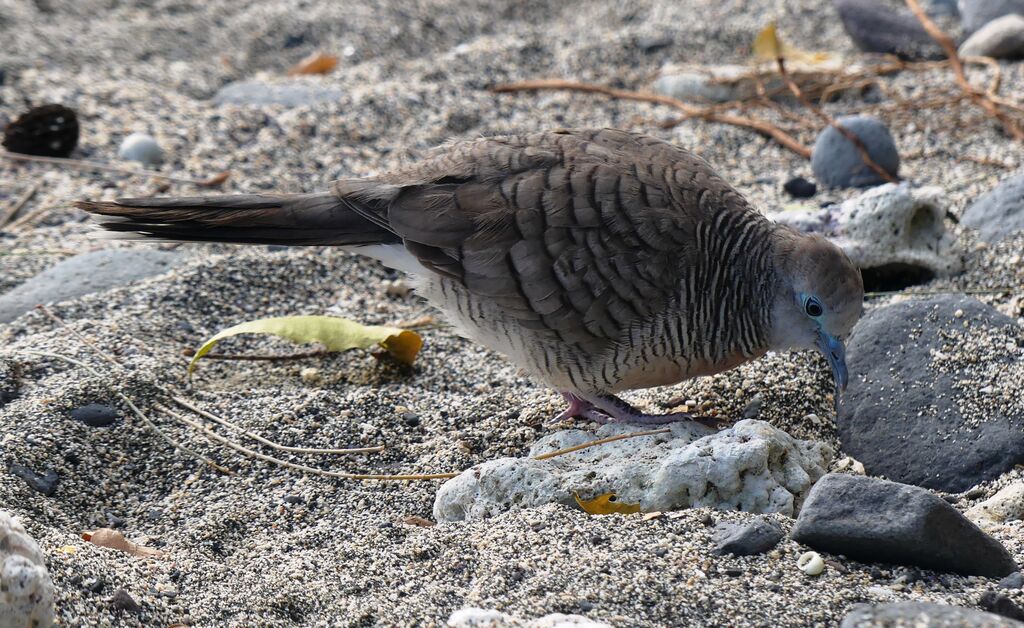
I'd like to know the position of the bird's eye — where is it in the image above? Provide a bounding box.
[804,297,824,318]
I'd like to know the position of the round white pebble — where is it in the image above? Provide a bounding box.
[300,367,321,383]
[798,551,825,576]
[118,132,165,165]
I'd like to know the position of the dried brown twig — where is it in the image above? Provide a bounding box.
[904,0,1024,141]
[492,79,812,158]
[776,57,898,183]
[0,150,231,187]
[0,183,37,228]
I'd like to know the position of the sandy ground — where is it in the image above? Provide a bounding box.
[2,0,1024,625]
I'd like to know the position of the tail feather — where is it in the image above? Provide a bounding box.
[75,192,400,247]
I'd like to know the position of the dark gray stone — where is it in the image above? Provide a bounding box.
[962,174,1024,243]
[713,518,784,556]
[1000,572,1024,589]
[69,403,119,427]
[0,249,182,323]
[110,589,141,613]
[792,474,1017,578]
[783,176,817,198]
[212,80,345,106]
[9,463,59,496]
[811,115,900,188]
[959,0,1024,33]
[838,295,1024,492]
[834,0,945,60]
[841,602,1024,627]
[981,592,1024,621]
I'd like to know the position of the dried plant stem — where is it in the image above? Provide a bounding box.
[905,0,1024,141]
[179,347,329,362]
[492,79,812,158]
[776,57,898,183]
[0,150,230,187]
[8,350,231,474]
[154,404,458,481]
[532,428,672,461]
[167,395,385,455]
[0,183,37,228]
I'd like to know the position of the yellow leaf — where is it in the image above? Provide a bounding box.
[287,52,339,76]
[188,315,422,374]
[56,545,77,554]
[752,22,836,66]
[752,22,783,60]
[574,492,641,515]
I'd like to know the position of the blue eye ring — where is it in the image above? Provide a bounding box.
[804,296,824,318]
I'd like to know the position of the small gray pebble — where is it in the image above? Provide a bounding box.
[811,115,899,188]
[999,572,1024,589]
[118,132,164,165]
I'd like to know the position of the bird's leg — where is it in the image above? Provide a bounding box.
[585,394,726,428]
[552,392,616,424]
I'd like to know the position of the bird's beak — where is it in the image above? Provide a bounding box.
[816,331,848,392]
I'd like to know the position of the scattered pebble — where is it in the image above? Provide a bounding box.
[713,517,784,556]
[8,464,59,496]
[979,591,1024,622]
[299,367,321,383]
[68,403,119,427]
[958,14,1024,58]
[783,176,817,198]
[833,0,943,60]
[961,174,1024,244]
[109,589,141,614]
[810,115,900,188]
[798,551,825,576]
[958,0,1024,33]
[117,132,164,165]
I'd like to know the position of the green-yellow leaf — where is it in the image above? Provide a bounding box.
[752,22,836,65]
[574,492,641,516]
[188,315,422,375]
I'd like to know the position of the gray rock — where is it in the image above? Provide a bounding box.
[841,602,1024,627]
[958,0,1024,33]
[652,72,741,104]
[834,0,945,60]
[980,591,1024,622]
[448,608,611,627]
[928,0,960,16]
[959,14,1024,57]
[811,115,900,188]
[792,474,1017,577]
[713,517,784,556]
[1000,572,1024,589]
[0,249,183,323]
[433,420,830,522]
[837,295,1024,492]
[962,174,1024,243]
[966,483,1024,528]
[8,464,58,496]
[767,184,962,290]
[117,132,164,165]
[0,511,55,628]
[212,80,345,106]
[69,403,119,428]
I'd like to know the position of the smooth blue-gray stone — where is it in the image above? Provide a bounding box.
[811,115,899,188]
[962,174,1024,243]
[959,0,1024,33]
[0,249,182,323]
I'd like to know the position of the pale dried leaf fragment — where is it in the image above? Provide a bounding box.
[287,52,339,76]
[574,492,642,515]
[82,528,164,559]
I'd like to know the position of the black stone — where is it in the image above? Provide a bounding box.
[833,0,944,60]
[84,577,104,594]
[402,412,421,427]
[841,602,1024,627]
[792,474,1017,578]
[110,589,141,613]
[980,592,1024,622]
[713,518,784,556]
[69,403,119,427]
[8,463,59,496]
[2,104,79,157]
[783,177,817,198]
[282,494,304,505]
[838,295,1024,492]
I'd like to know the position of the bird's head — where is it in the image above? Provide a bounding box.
[770,231,864,392]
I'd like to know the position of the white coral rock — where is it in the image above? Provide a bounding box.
[434,419,830,522]
[0,511,55,628]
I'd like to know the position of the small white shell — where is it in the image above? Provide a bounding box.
[118,132,164,165]
[798,551,825,576]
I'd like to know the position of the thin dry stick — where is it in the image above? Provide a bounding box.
[0,183,38,228]
[180,347,329,362]
[168,395,385,455]
[776,57,898,184]
[904,0,1024,141]
[155,403,460,481]
[492,79,812,158]
[532,427,672,460]
[5,200,55,232]
[1,150,230,187]
[9,350,230,474]
[36,305,386,456]
[864,287,1015,298]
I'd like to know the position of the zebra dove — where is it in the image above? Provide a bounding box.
[77,128,864,425]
